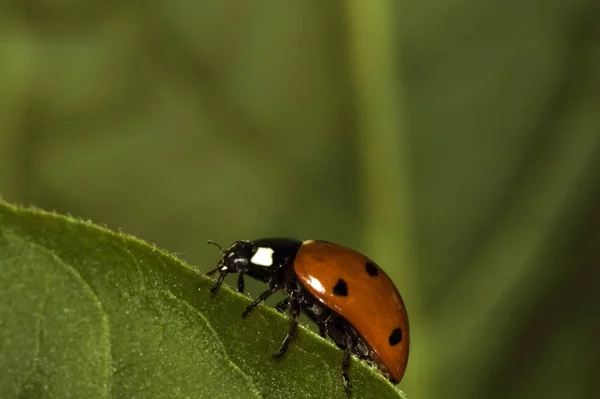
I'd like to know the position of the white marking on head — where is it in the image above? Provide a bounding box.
[250,247,275,267]
[227,252,235,258]
[221,266,228,271]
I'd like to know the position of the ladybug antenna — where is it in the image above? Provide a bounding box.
[206,240,225,253]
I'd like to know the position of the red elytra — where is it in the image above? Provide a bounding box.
[294,240,410,383]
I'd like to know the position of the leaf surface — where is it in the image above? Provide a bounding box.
[0,201,406,399]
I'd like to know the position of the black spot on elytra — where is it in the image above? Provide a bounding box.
[365,261,378,276]
[333,279,348,296]
[389,328,402,346]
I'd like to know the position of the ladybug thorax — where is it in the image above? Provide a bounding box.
[221,239,301,283]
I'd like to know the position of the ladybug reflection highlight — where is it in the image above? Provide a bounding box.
[205,238,409,389]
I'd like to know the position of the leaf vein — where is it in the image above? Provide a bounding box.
[162,290,263,399]
[120,238,149,293]
[7,233,114,399]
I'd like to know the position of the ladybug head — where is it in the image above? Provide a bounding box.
[205,240,258,294]
[207,240,254,274]
[206,239,285,294]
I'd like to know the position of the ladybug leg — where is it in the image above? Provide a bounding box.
[208,270,228,294]
[275,297,291,313]
[273,298,300,357]
[237,273,245,293]
[341,332,354,390]
[205,266,219,276]
[242,284,279,318]
[303,307,328,337]
[319,315,331,338]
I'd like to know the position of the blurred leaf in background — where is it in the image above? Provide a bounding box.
[1,0,599,398]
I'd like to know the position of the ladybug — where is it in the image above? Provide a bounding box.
[205,238,409,389]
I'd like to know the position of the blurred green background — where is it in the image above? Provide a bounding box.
[1,0,599,398]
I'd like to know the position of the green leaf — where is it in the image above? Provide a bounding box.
[0,200,406,399]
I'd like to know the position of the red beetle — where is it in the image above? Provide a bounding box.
[206,238,409,388]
